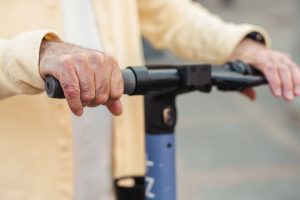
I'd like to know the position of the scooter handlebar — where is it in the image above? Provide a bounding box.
[45,61,267,98]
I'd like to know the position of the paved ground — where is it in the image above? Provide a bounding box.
[144,0,300,199]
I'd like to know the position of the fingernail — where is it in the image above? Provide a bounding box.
[295,86,300,96]
[284,90,294,100]
[274,88,282,97]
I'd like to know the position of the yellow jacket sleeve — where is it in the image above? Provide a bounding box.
[138,0,271,64]
[0,30,61,99]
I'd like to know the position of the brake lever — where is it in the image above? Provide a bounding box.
[211,61,267,91]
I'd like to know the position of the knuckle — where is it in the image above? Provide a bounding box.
[110,80,124,99]
[98,78,109,93]
[73,53,89,65]
[60,56,73,69]
[283,86,292,92]
[62,82,80,98]
[104,53,113,60]
[282,80,292,88]
[278,66,289,73]
[59,54,70,63]
[263,65,276,73]
[94,94,109,105]
[109,55,118,66]
[63,64,74,73]
[89,52,104,65]
[294,73,300,84]
[294,80,300,86]
[104,54,119,68]
[65,87,80,98]
[271,80,282,88]
[81,92,95,102]
[79,81,95,102]
[117,77,124,88]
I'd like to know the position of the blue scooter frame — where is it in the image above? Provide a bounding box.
[45,61,267,200]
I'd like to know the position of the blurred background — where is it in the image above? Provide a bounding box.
[143,0,300,199]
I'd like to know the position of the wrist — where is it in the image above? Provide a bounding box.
[231,38,266,60]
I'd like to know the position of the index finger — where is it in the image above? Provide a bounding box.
[59,64,83,116]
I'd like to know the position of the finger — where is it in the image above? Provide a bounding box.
[107,59,124,103]
[59,63,83,116]
[278,64,294,101]
[74,54,96,106]
[261,65,282,97]
[240,87,256,101]
[89,53,110,107]
[286,60,300,96]
[106,100,123,116]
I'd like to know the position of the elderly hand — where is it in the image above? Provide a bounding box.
[231,38,300,101]
[39,40,124,116]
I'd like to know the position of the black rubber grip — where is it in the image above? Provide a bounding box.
[45,69,137,98]
[45,76,65,98]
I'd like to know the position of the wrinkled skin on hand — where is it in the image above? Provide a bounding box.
[39,40,124,116]
[231,38,300,101]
